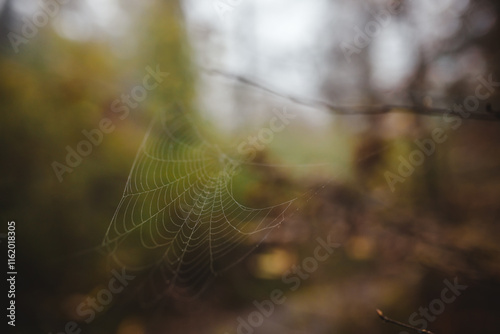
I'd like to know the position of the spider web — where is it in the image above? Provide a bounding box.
[102,104,294,300]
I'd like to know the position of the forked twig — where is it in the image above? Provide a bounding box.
[376,309,435,334]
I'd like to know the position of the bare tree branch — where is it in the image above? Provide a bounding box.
[201,67,500,122]
[377,309,436,334]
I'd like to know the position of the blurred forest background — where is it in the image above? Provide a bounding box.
[1,0,500,333]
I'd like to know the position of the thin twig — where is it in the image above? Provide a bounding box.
[376,309,435,334]
[201,67,500,122]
